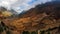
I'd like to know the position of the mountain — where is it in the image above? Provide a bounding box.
[19,0,60,19]
[8,0,60,33]
[0,1,60,34]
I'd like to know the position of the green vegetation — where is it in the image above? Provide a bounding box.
[47,31,50,34]
[0,21,8,34]
[22,31,30,34]
[31,31,37,34]
[0,25,4,32]
[6,30,11,34]
[22,26,60,34]
[40,31,45,34]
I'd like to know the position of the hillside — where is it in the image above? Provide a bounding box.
[0,0,60,34]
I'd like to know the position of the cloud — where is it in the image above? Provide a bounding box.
[0,0,18,9]
[0,0,52,14]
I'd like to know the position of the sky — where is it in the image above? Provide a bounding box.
[0,0,52,14]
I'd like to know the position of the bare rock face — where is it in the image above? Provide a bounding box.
[0,1,60,34]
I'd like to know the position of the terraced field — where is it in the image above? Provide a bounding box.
[0,1,60,34]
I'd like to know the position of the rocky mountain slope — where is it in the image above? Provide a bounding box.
[0,0,60,34]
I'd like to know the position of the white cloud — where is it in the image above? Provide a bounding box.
[0,0,52,14]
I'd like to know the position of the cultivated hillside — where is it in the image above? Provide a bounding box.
[0,1,60,34]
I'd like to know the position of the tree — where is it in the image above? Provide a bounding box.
[22,31,30,34]
[40,30,45,34]
[31,31,37,34]
[47,31,50,34]
[6,30,11,34]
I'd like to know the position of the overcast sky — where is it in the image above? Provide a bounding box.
[0,0,52,14]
